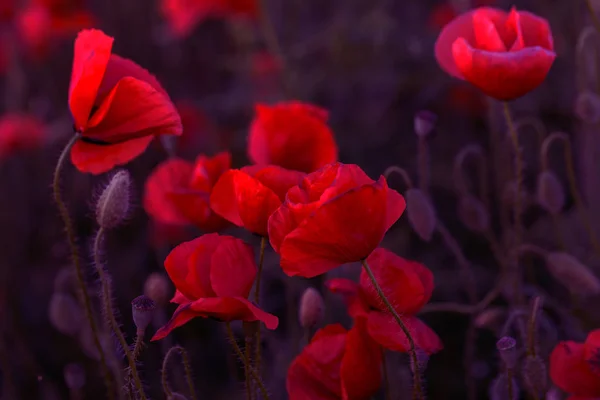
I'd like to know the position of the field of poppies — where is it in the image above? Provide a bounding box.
[1,0,600,399]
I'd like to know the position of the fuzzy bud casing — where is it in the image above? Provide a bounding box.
[131,295,157,332]
[405,188,437,242]
[144,272,171,306]
[299,287,325,329]
[545,252,600,296]
[536,171,565,215]
[414,110,437,138]
[496,336,518,369]
[63,363,85,390]
[457,195,490,233]
[95,170,132,230]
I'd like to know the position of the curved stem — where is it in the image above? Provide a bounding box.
[225,323,270,400]
[453,144,489,208]
[383,166,414,189]
[132,330,145,362]
[527,297,542,357]
[93,228,147,400]
[584,0,600,35]
[53,135,114,398]
[161,346,196,400]
[361,260,423,400]
[253,236,267,380]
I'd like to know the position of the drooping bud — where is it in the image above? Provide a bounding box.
[574,90,600,124]
[521,356,547,398]
[536,171,565,215]
[48,292,84,336]
[496,336,518,369]
[95,170,132,230]
[405,189,437,242]
[457,195,490,233]
[144,272,171,307]
[63,363,86,391]
[414,110,437,138]
[545,252,600,296]
[299,287,325,329]
[131,295,157,332]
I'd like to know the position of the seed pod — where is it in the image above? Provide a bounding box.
[299,287,325,329]
[131,295,156,332]
[405,189,437,242]
[536,171,565,215]
[496,336,518,369]
[144,272,171,307]
[574,90,600,124]
[414,110,437,138]
[545,252,600,296]
[457,195,490,232]
[48,292,84,336]
[522,356,547,398]
[489,373,520,400]
[63,363,86,391]
[95,170,132,230]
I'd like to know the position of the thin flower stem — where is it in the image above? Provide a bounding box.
[360,260,423,400]
[584,0,600,35]
[132,329,145,362]
[527,297,542,357]
[507,369,515,400]
[53,135,114,399]
[254,236,267,379]
[225,323,270,400]
[381,348,392,400]
[93,228,147,400]
[245,336,253,400]
[257,0,290,95]
[161,346,196,400]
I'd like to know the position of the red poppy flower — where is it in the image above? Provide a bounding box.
[68,29,182,174]
[0,0,14,21]
[326,248,443,355]
[584,329,600,375]
[268,163,406,278]
[210,165,306,236]
[550,332,600,398]
[151,233,278,341]
[248,102,338,173]
[0,113,45,158]
[144,152,231,232]
[435,7,556,101]
[161,0,258,39]
[286,319,382,400]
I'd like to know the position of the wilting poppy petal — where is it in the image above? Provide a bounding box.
[85,77,182,143]
[70,134,153,174]
[68,29,113,131]
[550,341,600,397]
[367,312,443,355]
[98,54,169,100]
[151,302,196,341]
[209,237,256,298]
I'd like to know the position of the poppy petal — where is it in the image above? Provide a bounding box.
[164,236,209,300]
[584,329,600,376]
[209,237,256,298]
[70,134,153,174]
[472,8,506,51]
[99,54,170,100]
[550,341,600,396]
[151,302,196,341]
[367,312,443,355]
[194,296,278,329]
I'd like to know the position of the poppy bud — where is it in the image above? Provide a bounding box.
[536,171,565,215]
[457,195,490,232]
[489,373,520,400]
[496,336,518,369]
[574,90,600,124]
[95,170,132,230]
[299,287,325,329]
[414,110,437,138]
[405,189,437,242]
[63,363,85,391]
[131,295,156,332]
[521,355,547,398]
[144,272,171,307]
[48,292,84,336]
[545,252,600,296]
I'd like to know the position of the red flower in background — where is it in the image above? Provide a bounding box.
[210,165,305,236]
[161,0,258,39]
[248,102,338,174]
[144,152,231,232]
[152,233,278,341]
[268,163,406,278]
[435,7,555,101]
[0,0,14,21]
[0,113,45,158]
[327,248,443,355]
[68,29,182,174]
[287,319,382,400]
[549,329,600,399]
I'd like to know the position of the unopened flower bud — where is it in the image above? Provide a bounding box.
[545,252,600,296]
[457,195,490,233]
[574,90,600,124]
[496,336,518,369]
[63,363,85,390]
[95,170,132,230]
[536,171,565,215]
[144,272,171,306]
[405,189,437,242]
[522,355,547,398]
[299,287,324,329]
[414,110,437,138]
[131,295,156,332]
[48,292,84,336]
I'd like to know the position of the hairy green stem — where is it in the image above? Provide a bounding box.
[361,260,423,400]
[132,329,145,362]
[161,346,197,400]
[53,135,114,398]
[93,228,147,400]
